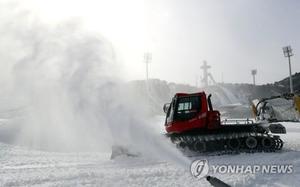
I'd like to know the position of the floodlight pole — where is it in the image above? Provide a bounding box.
[288,55,293,93]
[251,69,257,85]
[144,53,152,81]
[283,46,294,93]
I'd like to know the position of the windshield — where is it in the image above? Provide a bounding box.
[174,96,201,121]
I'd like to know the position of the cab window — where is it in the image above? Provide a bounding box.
[174,96,201,121]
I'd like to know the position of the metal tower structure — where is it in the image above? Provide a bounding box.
[200,61,211,87]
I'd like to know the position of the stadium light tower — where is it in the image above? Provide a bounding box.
[144,52,152,81]
[282,46,294,93]
[251,69,257,85]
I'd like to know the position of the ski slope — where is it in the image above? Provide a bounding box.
[1,121,300,187]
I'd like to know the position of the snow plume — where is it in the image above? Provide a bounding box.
[4,17,117,151]
[0,2,190,168]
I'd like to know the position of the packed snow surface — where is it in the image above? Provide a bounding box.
[0,121,300,187]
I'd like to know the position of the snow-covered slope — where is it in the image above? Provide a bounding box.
[1,121,300,187]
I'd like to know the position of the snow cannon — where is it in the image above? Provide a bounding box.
[252,93,300,122]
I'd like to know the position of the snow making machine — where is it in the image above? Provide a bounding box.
[252,93,300,122]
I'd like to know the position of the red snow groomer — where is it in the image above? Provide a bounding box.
[163,92,286,153]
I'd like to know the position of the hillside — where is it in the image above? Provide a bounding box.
[127,73,299,116]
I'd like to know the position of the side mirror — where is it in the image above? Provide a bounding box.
[163,103,170,113]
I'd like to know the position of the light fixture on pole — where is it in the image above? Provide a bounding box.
[251,69,257,85]
[282,46,294,93]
